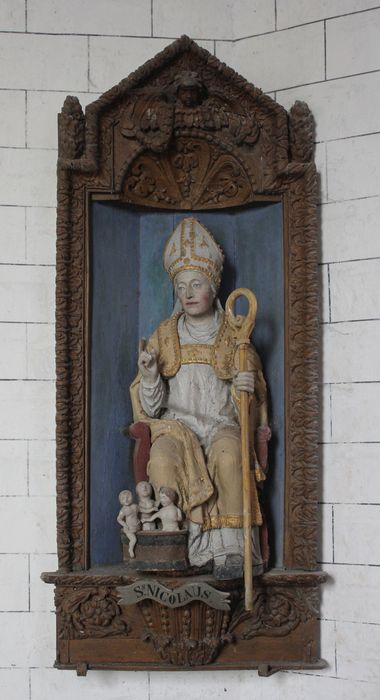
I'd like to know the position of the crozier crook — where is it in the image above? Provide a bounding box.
[225,287,257,610]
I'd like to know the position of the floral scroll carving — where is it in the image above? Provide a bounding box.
[229,586,318,640]
[122,138,253,208]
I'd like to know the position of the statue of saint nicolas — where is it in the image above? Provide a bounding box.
[130,217,270,579]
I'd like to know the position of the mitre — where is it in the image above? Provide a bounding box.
[163,217,224,289]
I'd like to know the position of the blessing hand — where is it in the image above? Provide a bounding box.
[233,371,255,394]
[138,348,159,384]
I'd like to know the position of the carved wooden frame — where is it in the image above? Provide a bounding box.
[44,36,325,674]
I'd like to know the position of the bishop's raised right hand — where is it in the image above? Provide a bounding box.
[138,348,159,384]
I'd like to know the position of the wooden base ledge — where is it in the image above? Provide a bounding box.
[43,567,326,673]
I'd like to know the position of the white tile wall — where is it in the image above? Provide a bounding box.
[0,2,379,699]
[0,611,55,667]
[0,35,88,91]
[323,321,380,382]
[26,323,55,380]
[315,142,328,203]
[30,669,150,700]
[334,504,379,565]
[322,564,380,624]
[278,72,380,142]
[320,383,332,443]
[149,669,380,700]
[28,0,152,36]
[277,1,380,29]
[153,0,275,40]
[0,265,55,323]
[25,207,56,265]
[327,133,380,201]
[28,439,56,496]
[216,23,325,92]
[327,9,380,79]
[0,206,26,264]
[0,670,30,700]
[320,264,330,322]
[0,90,25,147]
[329,259,380,322]
[0,440,28,495]
[322,442,380,504]
[0,496,56,553]
[29,553,57,611]
[0,554,29,610]
[0,148,57,207]
[89,36,186,92]
[321,197,380,263]
[0,3,25,32]
[0,322,27,378]
[0,380,55,440]
[319,504,333,563]
[331,383,380,443]
[336,620,380,681]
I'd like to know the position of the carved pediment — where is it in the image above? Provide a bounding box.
[59,36,296,205]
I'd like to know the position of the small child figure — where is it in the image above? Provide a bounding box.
[148,486,183,531]
[117,490,140,558]
[136,480,158,531]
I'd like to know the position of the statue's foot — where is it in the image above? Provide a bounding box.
[213,554,243,580]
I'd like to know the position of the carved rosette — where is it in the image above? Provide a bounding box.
[55,586,130,640]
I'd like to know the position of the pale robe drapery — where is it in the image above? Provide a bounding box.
[138,311,263,571]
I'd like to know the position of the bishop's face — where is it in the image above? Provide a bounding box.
[175,270,214,319]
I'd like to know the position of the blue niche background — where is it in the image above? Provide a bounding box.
[90,203,284,567]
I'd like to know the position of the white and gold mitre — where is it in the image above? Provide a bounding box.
[163,217,224,289]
